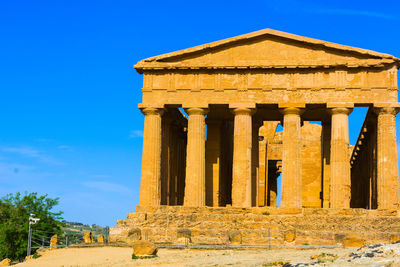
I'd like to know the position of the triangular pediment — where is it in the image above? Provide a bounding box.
[135,29,399,73]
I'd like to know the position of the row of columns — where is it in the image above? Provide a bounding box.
[139,105,399,210]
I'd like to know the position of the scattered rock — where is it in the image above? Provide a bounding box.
[97,234,105,244]
[132,240,158,256]
[0,258,10,266]
[341,242,400,266]
[50,234,57,250]
[84,231,94,244]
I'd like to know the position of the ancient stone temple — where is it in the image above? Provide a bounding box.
[110,29,400,246]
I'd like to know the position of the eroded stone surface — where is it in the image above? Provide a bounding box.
[132,240,158,256]
[110,206,400,246]
[50,235,57,250]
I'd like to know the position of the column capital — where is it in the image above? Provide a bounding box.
[185,107,208,116]
[280,107,304,116]
[229,103,256,109]
[329,107,353,115]
[326,103,354,109]
[373,107,400,116]
[141,107,165,116]
[278,103,306,109]
[232,107,254,116]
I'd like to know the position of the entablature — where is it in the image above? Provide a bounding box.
[142,66,398,92]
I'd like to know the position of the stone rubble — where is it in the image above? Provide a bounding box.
[282,242,400,266]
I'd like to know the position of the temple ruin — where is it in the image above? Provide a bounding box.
[110,29,400,246]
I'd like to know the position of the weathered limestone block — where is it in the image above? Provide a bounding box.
[132,240,158,256]
[50,234,57,250]
[97,234,105,244]
[0,259,10,266]
[84,231,93,244]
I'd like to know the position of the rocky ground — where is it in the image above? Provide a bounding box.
[14,242,400,267]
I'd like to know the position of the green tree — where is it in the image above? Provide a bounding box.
[0,192,64,261]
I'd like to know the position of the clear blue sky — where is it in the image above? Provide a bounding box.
[0,0,399,226]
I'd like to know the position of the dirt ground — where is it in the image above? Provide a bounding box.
[13,246,367,267]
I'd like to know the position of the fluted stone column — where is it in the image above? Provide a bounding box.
[232,108,253,207]
[375,107,399,210]
[329,107,352,208]
[205,119,222,207]
[321,120,331,208]
[184,108,207,207]
[281,107,303,208]
[252,119,263,206]
[139,108,164,206]
[258,137,267,207]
